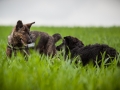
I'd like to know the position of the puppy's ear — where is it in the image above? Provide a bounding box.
[16,20,23,31]
[26,22,35,29]
[73,38,78,43]
[74,38,84,47]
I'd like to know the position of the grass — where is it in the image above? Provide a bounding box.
[0,26,120,90]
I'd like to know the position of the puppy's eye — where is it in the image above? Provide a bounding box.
[20,30,25,34]
[21,30,24,33]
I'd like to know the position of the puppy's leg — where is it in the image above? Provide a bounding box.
[6,46,12,58]
[35,36,48,55]
[46,37,56,57]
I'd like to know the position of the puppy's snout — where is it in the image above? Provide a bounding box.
[28,39,32,44]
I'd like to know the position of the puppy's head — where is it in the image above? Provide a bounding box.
[64,36,84,50]
[13,20,35,46]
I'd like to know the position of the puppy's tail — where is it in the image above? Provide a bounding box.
[52,33,62,43]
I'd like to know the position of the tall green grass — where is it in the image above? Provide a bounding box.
[0,26,120,90]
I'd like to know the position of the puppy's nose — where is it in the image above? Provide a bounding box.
[28,39,32,44]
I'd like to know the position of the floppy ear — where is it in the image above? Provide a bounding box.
[16,20,23,31]
[73,38,78,43]
[74,38,84,47]
[25,22,35,29]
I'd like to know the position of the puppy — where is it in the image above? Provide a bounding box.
[6,20,35,58]
[57,36,118,66]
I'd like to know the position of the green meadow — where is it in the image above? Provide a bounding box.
[0,26,120,90]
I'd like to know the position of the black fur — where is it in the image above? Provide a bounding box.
[57,36,118,66]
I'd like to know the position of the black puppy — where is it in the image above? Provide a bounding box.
[57,36,118,66]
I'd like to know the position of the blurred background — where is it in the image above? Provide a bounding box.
[0,0,120,26]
